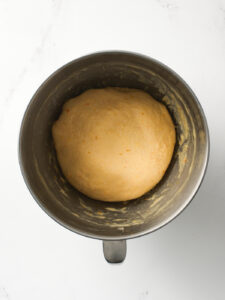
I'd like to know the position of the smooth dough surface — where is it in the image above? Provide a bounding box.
[52,88,176,202]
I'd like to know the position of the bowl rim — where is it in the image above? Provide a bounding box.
[18,50,210,241]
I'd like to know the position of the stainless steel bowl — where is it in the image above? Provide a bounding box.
[19,51,209,263]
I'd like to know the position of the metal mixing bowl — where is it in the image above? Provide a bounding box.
[19,51,209,263]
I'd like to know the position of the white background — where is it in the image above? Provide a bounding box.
[0,0,225,299]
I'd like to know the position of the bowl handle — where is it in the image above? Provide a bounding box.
[102,240,127,263]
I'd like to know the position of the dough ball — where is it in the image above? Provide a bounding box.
[52,88,175,202]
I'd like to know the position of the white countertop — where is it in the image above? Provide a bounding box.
[1,0,225,299]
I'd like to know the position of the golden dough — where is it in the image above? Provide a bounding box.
[52,88,176,202]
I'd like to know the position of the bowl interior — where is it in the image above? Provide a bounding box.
[19,52,208,239]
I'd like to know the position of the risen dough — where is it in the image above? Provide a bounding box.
[52,88,175,202]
